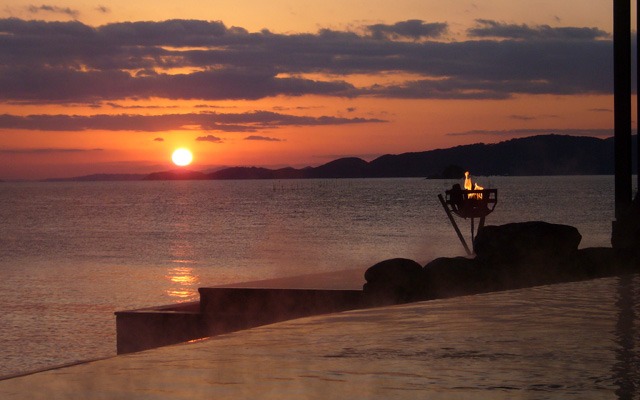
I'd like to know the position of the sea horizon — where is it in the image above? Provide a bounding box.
[3,134,631,182]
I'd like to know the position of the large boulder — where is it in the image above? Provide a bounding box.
[422,256,493,298]
[363,258,424,304]
[474,221,581,266]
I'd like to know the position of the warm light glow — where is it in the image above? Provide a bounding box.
[465,171,483,199]
[172,148,193,166]
[473,183,484,200]
[0,6,618,181]
[165,266,199,299]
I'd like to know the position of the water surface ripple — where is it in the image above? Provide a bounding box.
[0,176,635,380]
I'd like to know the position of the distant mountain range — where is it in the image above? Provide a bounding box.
[44,173,148,182]
[44,134,637,182]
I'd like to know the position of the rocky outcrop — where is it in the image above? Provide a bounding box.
[363,222,638,305]
[422,256,497,299]
[474,221,581,266]
[363,258,424,303]
[472,221,583,288]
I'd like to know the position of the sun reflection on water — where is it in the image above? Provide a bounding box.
[165,266,200,300]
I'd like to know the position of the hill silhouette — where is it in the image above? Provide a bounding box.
[44,134,634,181]
[143,170,208,180]
[44,173,147,182]
[368,134,617,178]
[201,134,620,180]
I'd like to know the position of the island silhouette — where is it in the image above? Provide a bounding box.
[44,134,636,182]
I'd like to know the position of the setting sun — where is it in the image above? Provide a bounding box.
[172,149,193,166]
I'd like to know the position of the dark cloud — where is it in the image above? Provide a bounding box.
[272,106,321,111]
[509,114,558,121]
[468,19,610,41]
[153,137,164,141]
[0,18,615,103]
[244,135,282,141]
[106,102,178,109]
[96,6,110,13]
[0,68,355,103]
[366,20,448,40]
[205,110,386,126]
[589,108,613,112]
[447,128,614,137]
[195,135,223,143]
[194,104,233,109]
[0,147,102,154]
[361,78,510,100]
[0,111,385,132]
[27,5,80,19]
[509,115,536,121]
[97,19,230,47]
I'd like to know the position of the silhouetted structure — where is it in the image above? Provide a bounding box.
[612,0,640,254]
[438,181,498,255]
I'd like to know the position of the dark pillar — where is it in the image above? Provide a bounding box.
[614,0,632,219]
[611,0,639,252]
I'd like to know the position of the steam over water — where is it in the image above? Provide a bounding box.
[0,176,635,379]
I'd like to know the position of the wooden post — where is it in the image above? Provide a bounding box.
[438,194,472,255]
[612,0,634,249]
[471,217,475,243]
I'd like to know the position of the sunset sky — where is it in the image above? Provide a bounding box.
[0,0,635,180]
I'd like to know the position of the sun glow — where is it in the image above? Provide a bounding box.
[172,148,193,166]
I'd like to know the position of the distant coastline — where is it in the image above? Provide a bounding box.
[40,134,636,182]
[42,173,148,182]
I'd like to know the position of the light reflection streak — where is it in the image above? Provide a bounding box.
[165,266,200,299]
[166,203,200,299]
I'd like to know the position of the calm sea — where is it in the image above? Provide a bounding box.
[0,176,634,378]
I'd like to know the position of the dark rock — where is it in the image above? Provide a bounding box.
[575,247,639,278]
[418,222,588,298]
[474,221,581,266]
[422,256,492,298]
[363,258,424,304]
[572,247,615,279]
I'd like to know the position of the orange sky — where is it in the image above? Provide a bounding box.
[0,1,634,180]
